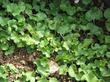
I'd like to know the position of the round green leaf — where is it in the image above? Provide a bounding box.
[82,0,92,5]
[104,8,110,19]
[85,7,103,21]
[105,20,110,31]
[49,78,59,82]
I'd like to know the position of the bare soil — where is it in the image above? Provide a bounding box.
[0,48,38,71]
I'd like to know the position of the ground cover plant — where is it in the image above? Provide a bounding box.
[0,0,110,82]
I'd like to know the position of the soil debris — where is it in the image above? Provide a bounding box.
[0,48,38,71]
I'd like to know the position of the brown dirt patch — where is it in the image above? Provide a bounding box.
[0,48,38,71]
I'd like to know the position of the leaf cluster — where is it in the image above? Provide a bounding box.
[0,0,110,82]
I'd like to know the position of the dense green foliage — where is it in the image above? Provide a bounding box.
[0,0,110,82]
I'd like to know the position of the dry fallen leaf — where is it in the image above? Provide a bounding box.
[48,60,59,74]
[74,0,80,3]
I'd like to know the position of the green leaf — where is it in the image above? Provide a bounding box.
[14,80,20,82]
[0,43,9,50]
[39,39,49,48]
[105,35,110,44]
[0,17,8,26]
[6,64,19,73]
[5,46,15,55]
[63,41,69,50]
[0,78,8,82]
[103,77,110,82]
[21,35,39,45]
[0,66,8,82]
[8,19,17,27]
[11,32,21,43]
[56,53,73,62]
[60,0,76,15]
[34,58,50,76]
[100,67,110,77]
[105,20,110,31]
[87,23,101,35]
[82,71,99,82]
[0,66,5,74]
[25,3,32,15]
[59,65,68,75]
[16,15,25,23]
[82,0,92,5]
[37,78,48,82]
[48,20,59,30]
[57,24,71,34]
[36,12,47,21]
[6,2,25,16]
[32,0,40,11]
[49,2,59,16]
[68,65,81,81]
[82,39,92,48]
[104,8,110,19]
[49,78,59,82]
[106,52,110,58]
[85,7,103,21]
[22,72,35,82]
